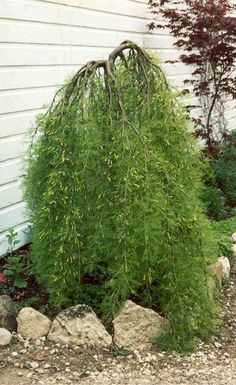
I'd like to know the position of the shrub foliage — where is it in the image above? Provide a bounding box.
[213,131,236,207]
[148,0,236,156]
[24,41,218,352]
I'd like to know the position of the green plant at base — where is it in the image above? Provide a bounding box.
[112,346,130,357]
[6,229,20,255]
[3,255,28,289]
[3,229,31,289]
[24,41,219,353]
[14,296,41,312]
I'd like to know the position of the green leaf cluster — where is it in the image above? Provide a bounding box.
[3,229,29,289]
[24,43,219,353]
[211,215,236,264]
[213,131,236,208]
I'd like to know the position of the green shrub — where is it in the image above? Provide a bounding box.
[24,42,219,353]
[200,185,224,220]
[213,131,236,207]
[216,235,233,264]
[211,215,236,264]
[211,214,236,237]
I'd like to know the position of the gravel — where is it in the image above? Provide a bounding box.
[1,277,236,385]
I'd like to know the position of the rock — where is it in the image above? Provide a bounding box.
[218,256,230,278]
[233,244,236,257]
[113,300,165,350]
[0,327,12,346]
[0,295,17,332]
[30,361,39,369]
[30,352,47,362]
[47,304,112,348]
[231,232,236,243]
[17,307,52,340]
[209,260,224,286]
[207,276,216,300]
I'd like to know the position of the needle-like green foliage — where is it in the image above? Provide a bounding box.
[24,41,219,353]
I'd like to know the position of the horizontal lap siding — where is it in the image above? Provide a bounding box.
[0,0,154,255]
[0,0,209,255]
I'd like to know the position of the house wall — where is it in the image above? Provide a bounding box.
[0,0,235,255]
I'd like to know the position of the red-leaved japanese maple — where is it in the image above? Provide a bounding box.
[148,0,236,156]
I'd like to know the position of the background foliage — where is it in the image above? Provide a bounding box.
[201,130,236,220]
[148,0,236,156]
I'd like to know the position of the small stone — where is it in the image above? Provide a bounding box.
[225,358,230,364]
[0,327,12,346]
[11,351,19,357]
[23,340,30,348]
[19,349,27,354]
[143,369,151,376]
[65,367,70,373]
[30,352,47,362]
[17,307,52,340]
[30,361,39,369]
[208,353,216,360]
[214,341,222,349]
[49,348,56,355]
[36,368,45,374]
[17,372,23,377]
[186,369,195,377]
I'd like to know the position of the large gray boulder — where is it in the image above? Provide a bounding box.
[209,256,231,286]
[113,300,165,350]
[17,307,52,340]
[209,260,224,286]
[0,295,17,332]
[47,304,112,348]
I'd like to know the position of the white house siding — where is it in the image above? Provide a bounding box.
[0,0,235,255]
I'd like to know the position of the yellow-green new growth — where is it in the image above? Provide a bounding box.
[24,41,219,353]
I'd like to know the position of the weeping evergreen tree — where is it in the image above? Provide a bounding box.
[24,41,219,353]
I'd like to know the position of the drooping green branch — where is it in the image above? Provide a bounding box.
[25,41,219,353]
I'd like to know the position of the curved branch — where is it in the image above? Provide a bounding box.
[29,41,169,155]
